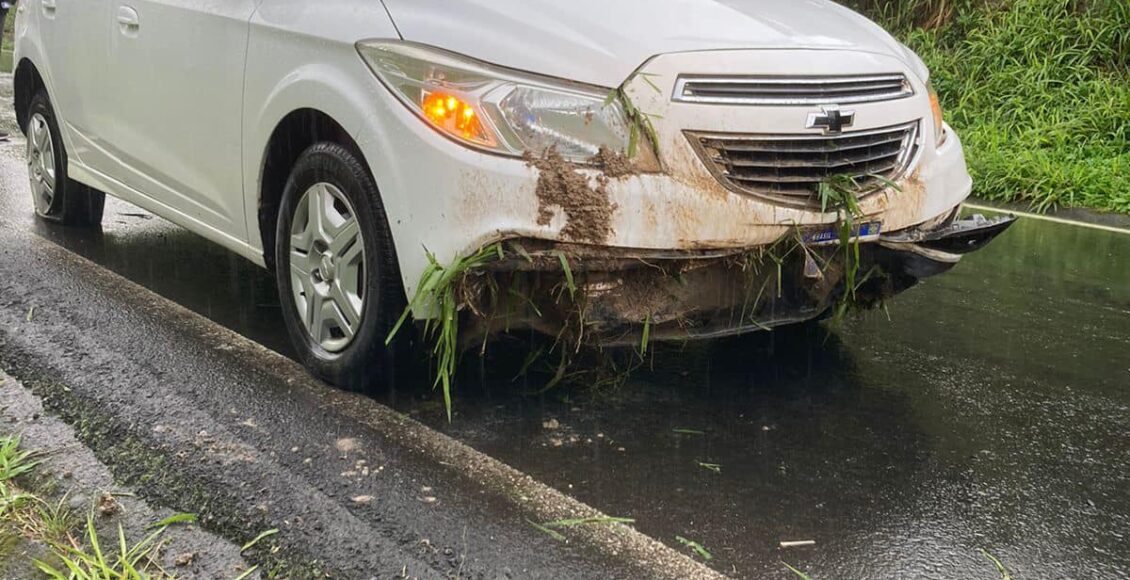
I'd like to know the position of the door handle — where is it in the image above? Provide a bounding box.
[42,0,57,16]
[117,6,140,34]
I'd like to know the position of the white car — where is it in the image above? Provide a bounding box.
[11,0,1013,389]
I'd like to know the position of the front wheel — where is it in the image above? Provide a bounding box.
[275,142,405,391]
[25,91,105,227]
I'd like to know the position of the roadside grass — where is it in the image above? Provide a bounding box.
[2,5,13,52]
[1,5,12,73]
[844,0,1130,214]
[0,434,207,579]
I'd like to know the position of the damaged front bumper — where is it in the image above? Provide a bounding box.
[873,212,1018,279]
[462,211,1017,346]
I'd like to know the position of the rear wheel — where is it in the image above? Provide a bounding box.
[275,142,404,391]
[25,91,105,227]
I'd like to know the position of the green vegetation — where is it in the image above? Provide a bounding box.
[1,5,13,73]
[0,435,39,482]
[1,435,210,579]
[981,548,1013,580]
[35,513,182,579]
[844,0,1130,213]
[240,527,278,553]
[783,562,815,580]
[817,175,875,323]
[387,244,503,421]
[1,4,13,52]
[674,535,713,561]
[529,515,636,542]
[605,72,663,159]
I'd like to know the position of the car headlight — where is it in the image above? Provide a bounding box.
[926,79,946,147]
[357,41,634,163]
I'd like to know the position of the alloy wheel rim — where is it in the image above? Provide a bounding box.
[289,182,366,353]
[27,113,56,217]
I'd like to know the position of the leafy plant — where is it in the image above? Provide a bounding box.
[637,314,652,360]
[604,74,663,159]
[816,175,872,323]
[0,436,39,483]
[34,512,195,579]
[387,244,502,421]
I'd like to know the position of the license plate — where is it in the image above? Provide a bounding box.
[803,222,882,245]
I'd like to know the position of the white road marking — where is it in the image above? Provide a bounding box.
[963,202,1130,235]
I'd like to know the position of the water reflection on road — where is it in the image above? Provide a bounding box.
[6,174,1128,578]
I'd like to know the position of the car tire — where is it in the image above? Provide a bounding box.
[275,142,406,392]
[25,91,105,227]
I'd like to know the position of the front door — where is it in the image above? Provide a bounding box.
[38,0,110,165]
[100,0,259,240]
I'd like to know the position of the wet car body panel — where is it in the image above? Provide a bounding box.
[378,0,917,87]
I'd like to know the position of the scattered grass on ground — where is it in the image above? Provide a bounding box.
[981,548,1013,580]
[539,515,636,528]
[844,0,1130,213]
[783,561,814,579]
[674,535,713,561]
[528,515,636,542]
[696,462,722,474]
[2,5,14,52]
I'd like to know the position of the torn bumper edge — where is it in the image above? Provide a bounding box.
[462,210,1018,346]
[874,212,1019,279]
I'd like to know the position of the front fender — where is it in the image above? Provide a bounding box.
[241,2,404,268]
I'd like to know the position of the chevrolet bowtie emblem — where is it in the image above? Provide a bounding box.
[806,105,856,134]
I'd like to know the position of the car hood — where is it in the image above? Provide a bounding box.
[379,0,912,87]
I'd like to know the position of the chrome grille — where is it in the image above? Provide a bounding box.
[673,75,913,106]
[688,122,920,204]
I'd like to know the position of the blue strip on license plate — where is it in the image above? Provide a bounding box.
[804,222,882,245]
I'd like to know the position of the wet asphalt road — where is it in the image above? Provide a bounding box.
[0,145,711,578]
[2,94,1129,578]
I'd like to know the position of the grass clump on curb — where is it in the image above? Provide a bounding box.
[35,513,180,579]
[845,0,1130,213]
[1,434,204,579]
